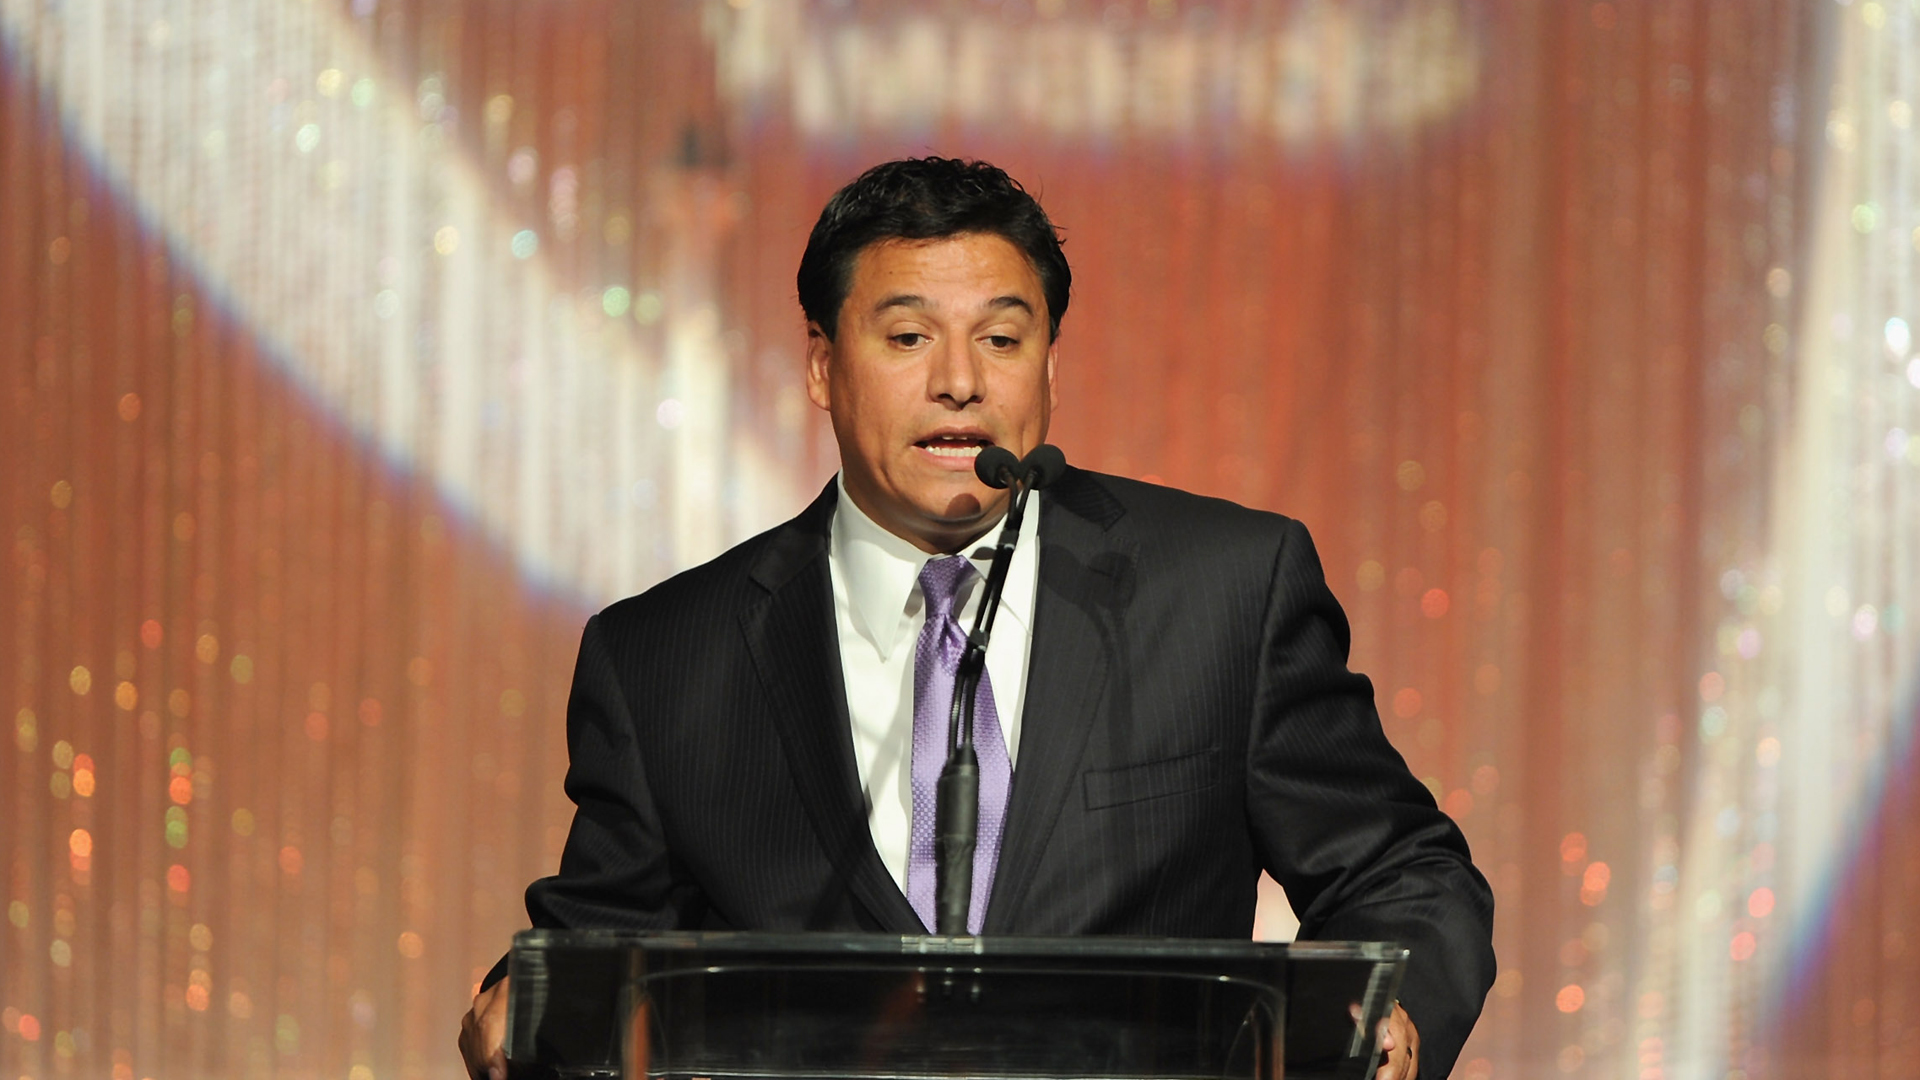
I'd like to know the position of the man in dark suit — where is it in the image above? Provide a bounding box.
[461,158,1494,1080]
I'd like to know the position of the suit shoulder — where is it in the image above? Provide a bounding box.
[1064,469,1304,545]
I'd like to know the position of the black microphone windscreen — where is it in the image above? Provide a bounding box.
[974,446,1021,489]
[1022,444,1068,489]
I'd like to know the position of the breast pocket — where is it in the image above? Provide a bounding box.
[1081,747,1221,810]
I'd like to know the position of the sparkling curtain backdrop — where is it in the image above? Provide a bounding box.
[2,2,1915,1079]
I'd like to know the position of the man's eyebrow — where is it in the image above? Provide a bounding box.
[870,293,1038,318]
[871,293,928,316]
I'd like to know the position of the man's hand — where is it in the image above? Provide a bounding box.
[1374,1002,1419,1080]
[458,977,509,1080]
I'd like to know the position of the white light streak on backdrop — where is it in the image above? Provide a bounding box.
[0,0,803,606]
[1663,5,1920,1075]
[711,0,1483,147]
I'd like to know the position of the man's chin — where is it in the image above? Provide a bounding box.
[929,492,987,521]
[927,482,1021,525]
[888,471,998,520]
[850,473,1010,550]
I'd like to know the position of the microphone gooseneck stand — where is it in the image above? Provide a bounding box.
[933,444,1065,936]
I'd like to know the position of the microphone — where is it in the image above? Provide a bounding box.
[935,444,1067,935]
[1020,444,1066,490]
[973,446,1021,489]
[973,444,1066,490]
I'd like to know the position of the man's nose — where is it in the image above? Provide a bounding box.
[927,336,984,407]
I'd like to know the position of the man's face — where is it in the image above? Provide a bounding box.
[806,232,1058,554]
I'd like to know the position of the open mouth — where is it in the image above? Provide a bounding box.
[915,435,990,459]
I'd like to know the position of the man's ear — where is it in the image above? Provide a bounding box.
[804,322,833,412]
[1045,334,1060,413]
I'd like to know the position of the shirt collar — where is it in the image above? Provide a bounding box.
[831,472,1040,662]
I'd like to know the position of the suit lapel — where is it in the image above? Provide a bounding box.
[984,470,1131,933]
[741,482,924,934]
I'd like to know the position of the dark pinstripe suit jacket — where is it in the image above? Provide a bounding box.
[500,468,1495,1075]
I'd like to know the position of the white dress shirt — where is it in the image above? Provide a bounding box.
[827,473,1040,894]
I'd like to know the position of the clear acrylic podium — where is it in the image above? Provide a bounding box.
[504,930,1407,1080]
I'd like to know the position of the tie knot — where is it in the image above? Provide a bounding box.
[917,556,977,625]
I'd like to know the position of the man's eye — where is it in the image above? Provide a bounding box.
[986,335,1017,349]
[892,333,928,348]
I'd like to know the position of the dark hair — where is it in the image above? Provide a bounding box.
[796,157,1071,341]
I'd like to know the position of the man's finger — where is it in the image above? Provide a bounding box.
[1389,1004,1419,1080]
[458,980,508,1080]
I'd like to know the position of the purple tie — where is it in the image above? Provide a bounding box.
[907,556,1011,934]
